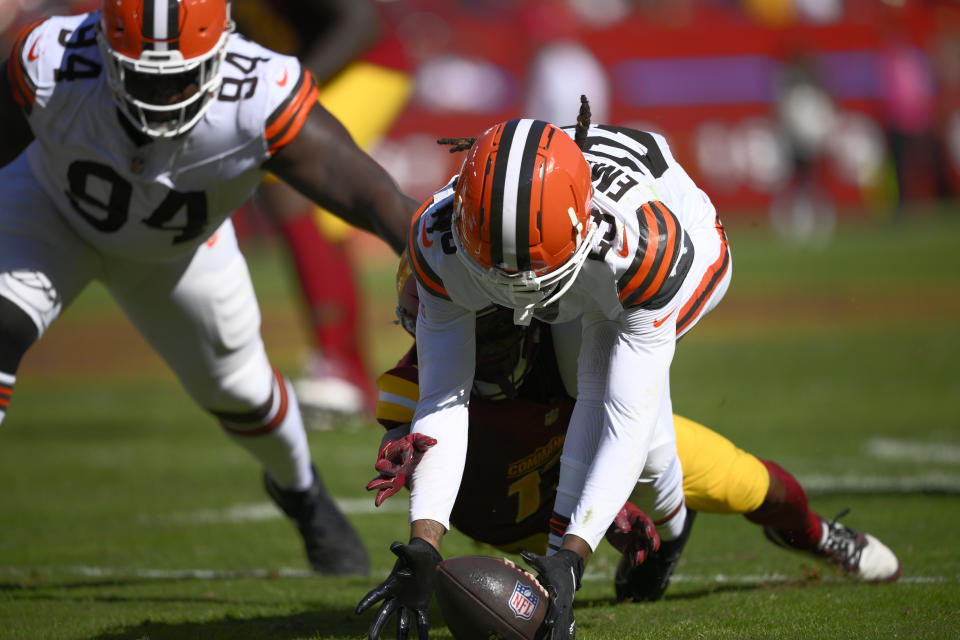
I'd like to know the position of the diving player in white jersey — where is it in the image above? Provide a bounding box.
[0,0,416,575]
[355,100,732,639]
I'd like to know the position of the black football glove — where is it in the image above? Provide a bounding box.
[355,538,442,640]
[520,549,584,640]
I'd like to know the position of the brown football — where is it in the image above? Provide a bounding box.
[435,555,549,640]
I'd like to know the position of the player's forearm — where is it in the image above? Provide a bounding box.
[407,402,469,529]
[367,189,417,255]
[563,329,672,548]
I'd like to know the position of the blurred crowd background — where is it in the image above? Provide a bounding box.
[4,0,958,244]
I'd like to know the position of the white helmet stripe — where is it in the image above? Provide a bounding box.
[145,0,179,51]
[499,118,534,272]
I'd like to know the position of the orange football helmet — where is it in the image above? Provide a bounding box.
[98,0,233,138]
[452,119,596,322]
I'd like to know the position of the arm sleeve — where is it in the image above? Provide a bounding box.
[556,304,677,550]
[406,288,476,530]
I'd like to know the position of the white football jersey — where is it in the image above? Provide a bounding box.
[409,124,717,324]
[406,123,731,547]
[9,11,317,262]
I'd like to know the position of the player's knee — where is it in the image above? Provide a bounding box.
[0,296,39,372]
[190,355,277,419]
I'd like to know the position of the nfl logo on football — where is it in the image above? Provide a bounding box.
[508,581,539,619]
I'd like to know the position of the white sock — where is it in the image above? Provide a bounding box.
[222,374,313,490]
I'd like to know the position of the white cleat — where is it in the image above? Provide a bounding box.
[764,509,901,583]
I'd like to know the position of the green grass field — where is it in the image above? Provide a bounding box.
[1,212,958,639]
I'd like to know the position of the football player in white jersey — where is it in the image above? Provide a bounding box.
[355,101,732,638]
[0,0,417,575]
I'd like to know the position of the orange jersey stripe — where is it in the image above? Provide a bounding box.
[632,202,679,305]
[7,19,43,110]
[265,69,318,155]
[408,204,450,300]
[676,218,730,334]
[0,397,9,409]
[264,367,289,430]
[619,201,689,309]
[618,202,662,304]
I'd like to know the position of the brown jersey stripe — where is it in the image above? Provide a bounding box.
[265,69,317,154]
[644,230,693,309]
[408,209,450,300]
[617,201,667,305]
[7,19,43,112]
[633,201,680,306]
[217,368,288,435]
[676,218,730,334]
[622,201,684,309]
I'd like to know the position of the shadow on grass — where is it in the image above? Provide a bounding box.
[0,579,377,638]
[580,577,810,608]
[86,609,370,640]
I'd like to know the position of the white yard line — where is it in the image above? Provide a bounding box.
[797,473,960,494]
[143,472,960,528]
[141,497,407,526]
[0,565,953,585]
[865,437,960,465]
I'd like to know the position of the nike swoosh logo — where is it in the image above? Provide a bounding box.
[420,219,433,248]
[276,68,288,87]
[27,38,41,61]
[652,309,676,328]
[615,228,629,257]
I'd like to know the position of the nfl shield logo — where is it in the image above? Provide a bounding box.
[508,581,539,620]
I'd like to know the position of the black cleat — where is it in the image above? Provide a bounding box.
[614,510,696,602]
[264,465,370,575]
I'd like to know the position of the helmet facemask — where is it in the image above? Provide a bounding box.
[99,31,228,139]
[97,0,233,140]
[452,207,598,325]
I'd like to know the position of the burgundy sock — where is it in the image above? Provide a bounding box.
[745,459,822,549]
